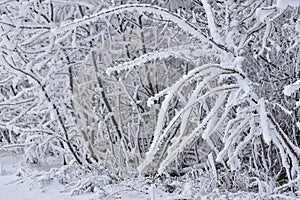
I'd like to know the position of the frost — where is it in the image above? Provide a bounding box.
[58,4,208,42]
[283,80,300,96]
[237,77,250,95]
[106,45,204,75]
[233,56,245,69]
[50,109,57,121]
[255,7,275,22]
[277,0,300,10]
[259,99,271,145]
[2,0,300,197]
[220,53,245,70]
[180,182,193,198]
[106,50,174,75]
[273,102,293,115]
[296,101,300,108]
[201,0,222,43]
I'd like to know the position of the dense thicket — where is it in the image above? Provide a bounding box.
[0,0,300,195]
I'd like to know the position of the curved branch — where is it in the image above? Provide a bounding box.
[106,45,243,78]
[106,45,202,75]
[57,4,232,54]
[59,4,205,40]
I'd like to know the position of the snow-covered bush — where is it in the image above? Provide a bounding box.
[1,0,300,196]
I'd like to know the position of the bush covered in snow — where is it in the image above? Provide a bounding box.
[1,0,300,198]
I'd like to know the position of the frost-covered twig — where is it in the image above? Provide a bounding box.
[58,4,207,42]
[283,80,300,96]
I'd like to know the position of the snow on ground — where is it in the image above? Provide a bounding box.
[0,152,175,200]
[0,173,173,200]
[0,173,157,200]
[1,152,290,200]
[0,175,88,200]
[0,152,90,200]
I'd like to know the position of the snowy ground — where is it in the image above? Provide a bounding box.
[0,175,88,200]
[1,152,291,200]
[0,173,158,200]
[0,153,90,200]
[0,152,176,200]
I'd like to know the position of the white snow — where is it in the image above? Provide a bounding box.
[201,0,222,43]
[283,80,300,96]
[0,175,88,200]
[255,7,275,22]
[0,153,187,200]
[0,153,89,200]
[58,4,208,43]
[277,0,300,10]
[259,98,272,145]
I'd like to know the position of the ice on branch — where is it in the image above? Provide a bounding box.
[57,4,208,42]
[259,98,271,145]
[106,45,204,75]
[277,0,300,10]
[283,80,300,96]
